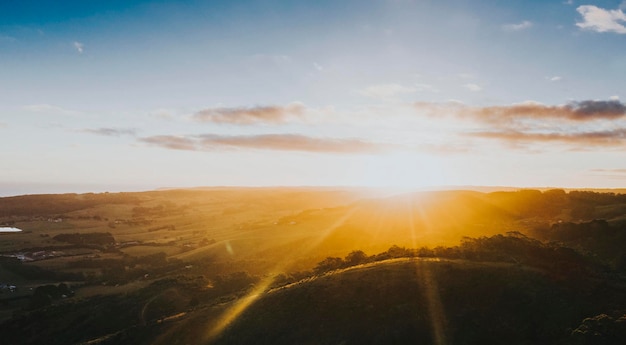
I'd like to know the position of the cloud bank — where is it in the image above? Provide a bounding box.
[414,99,626,149]
[466,100,626,124]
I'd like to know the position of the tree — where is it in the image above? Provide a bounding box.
[314,257,344,274]
[344,250,368,267]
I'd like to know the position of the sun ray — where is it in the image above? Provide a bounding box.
[415,260,448,345]
[203,206,358,343]
[407,194,448,344]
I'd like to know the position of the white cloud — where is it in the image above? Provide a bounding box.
[73,41,84,53]
[313,62,323,71]
[502,20,533,31]
[576,5,626,34]
[564,0,574,5]
[547,76,562,82]
[610,95,620,100]
[463,83,483,92]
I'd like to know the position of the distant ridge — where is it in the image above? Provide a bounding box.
[157,185,626,194]
[2,185,626,199]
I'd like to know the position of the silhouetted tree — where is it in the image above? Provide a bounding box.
[314,257,344,274]
[344,250,369,266]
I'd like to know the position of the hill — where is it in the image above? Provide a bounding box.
[116,256,626,345]
[3,187,626,344]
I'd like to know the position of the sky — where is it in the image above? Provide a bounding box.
[1,0,626,196]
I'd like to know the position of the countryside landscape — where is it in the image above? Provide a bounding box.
[3,187,626,344]
[4,0,626,344]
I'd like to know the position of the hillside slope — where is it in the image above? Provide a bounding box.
[150,258,626,345]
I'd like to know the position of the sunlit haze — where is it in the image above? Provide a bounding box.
[2,0,626,196]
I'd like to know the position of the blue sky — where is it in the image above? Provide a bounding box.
[2,0,626,195]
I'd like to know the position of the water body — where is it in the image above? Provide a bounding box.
[0,227,22,233]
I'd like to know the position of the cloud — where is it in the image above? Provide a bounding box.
[192,103,305,125]
[547,76,562,82]
[413,99,626,150]
[0,122,7,128]
[140,134,394,154]
[81,128,136,137]
[198,134,393,153]
[466,128,626,148]
[414,100,626,123]
[140,135,197,151]
[360,83,419,99]
[463,83,482,92]
[576,5,626,34]
[502,20,533,31]
[313,62,323,71]
[73,41,84,53]
[455,100,626,124]
[564,0,574,5]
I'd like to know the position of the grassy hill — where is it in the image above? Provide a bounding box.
[110,257,626,345]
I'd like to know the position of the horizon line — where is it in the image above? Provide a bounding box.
[2,183,626,198]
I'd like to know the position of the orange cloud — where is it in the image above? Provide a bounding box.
[413,99,626,150]
[468,100,626,124]
[140,135,197,150]
[466,129,626,148]
[140,134,394,154]
[415,99,626,125]
[193,103,305,125]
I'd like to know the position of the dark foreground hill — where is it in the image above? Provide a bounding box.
[212,262,625,345]
[3,245,626,345]
[141,258,626,345]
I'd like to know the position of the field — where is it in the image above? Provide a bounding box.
[2,187,626,344]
